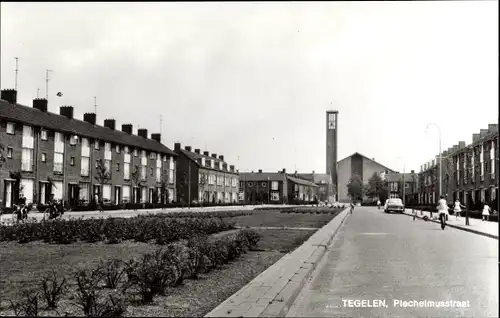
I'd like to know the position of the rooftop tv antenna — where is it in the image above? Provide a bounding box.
[14,57,19,91]
[45,69,53,100]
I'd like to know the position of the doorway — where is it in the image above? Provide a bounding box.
[68,184,80,207]
[114,186,121,205]
[4,180,15,208]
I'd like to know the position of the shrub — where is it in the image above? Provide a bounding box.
[185,235,210,279]
[73,267,105,316]
[99,259,125,289]
[239,229,260,249]
[9,290,39,317]
[40,270,66,309]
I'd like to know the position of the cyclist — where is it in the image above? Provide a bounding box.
[437,195,448,230]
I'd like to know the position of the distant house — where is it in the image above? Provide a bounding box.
[384,171,418,204]
[296,171,335,202]
[239,169,319,204]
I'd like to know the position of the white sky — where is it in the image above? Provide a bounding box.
[1,1,498,174]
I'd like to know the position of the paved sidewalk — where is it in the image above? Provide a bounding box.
[404,209,498,239]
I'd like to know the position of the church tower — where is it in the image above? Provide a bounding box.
[326,110,338,200]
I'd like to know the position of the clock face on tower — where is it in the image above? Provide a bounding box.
[328,113,335,130]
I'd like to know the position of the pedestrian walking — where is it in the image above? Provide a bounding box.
[482,203,492,221]
[437,195,448,230]
[453,199,465,220]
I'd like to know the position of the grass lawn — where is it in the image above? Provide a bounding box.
[0,229,321,316]
[231,208,343,228]
[0,209,343,317]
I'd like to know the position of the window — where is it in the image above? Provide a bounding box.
[134,149,138,157]
[116,163,120,171]
[6,122,15,134]
[81,157,90,176]
[20,179,34,204]
[41,152,47,162]
[123,186,131,203]
[102,185,112,204]
[116,145,120,153]
[54,153,63,173]
[271,181,278,190]
[104,160,111,173]
[95,140,100,150]
[150,152,156,160]
[70,157,75,166]
[41,129,48,140]
[7,147,13,158]
[124,163,130,180]
[271,192,280,201]
[104,142,112,160]
[79,183,90,205]
[141,166,147,181]
[405,183,409,189]
[52,181,63,201]
[156,167,161,182]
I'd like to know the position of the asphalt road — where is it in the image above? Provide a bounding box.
[287,206,498,318]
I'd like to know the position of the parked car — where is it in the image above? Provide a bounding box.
[384,198,405,213]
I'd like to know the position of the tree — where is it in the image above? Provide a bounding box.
[364,172,385,200]
[94,160,111,204]
[0,144,6,169]
[130,165,145,204]
[347,174,363,201]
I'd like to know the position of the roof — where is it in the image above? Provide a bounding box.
[385,172,418,183]
[338,152,396,173]
[0,99,177,156]
[296,173,332,184]
[180,149,238,174]
[286,175,319,187]
[239,172,286,182]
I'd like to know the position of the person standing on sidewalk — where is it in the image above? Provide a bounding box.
[437,195,448,230]
[482,203,492,221]
[453,199,466,220]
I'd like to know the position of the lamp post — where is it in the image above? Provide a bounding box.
[426,123,442,199]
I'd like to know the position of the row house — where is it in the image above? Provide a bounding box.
[384,171,418,203]
[239,170,319,204]
[0,89,178,208]
[174,143,239,204]
[417,124,498,207]
[296,171,336,202]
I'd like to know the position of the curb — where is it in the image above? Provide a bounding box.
[403,212,498,240]
[205,208,351,318]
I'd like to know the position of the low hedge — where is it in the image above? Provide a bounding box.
[0,215,236,244]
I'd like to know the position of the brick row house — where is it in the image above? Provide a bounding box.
[239,170,319,204]
[384,171,418,203]
[0,89,177,208]
[417,124,498,208]
[174,144,239,204]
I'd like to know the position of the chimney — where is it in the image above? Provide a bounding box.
[33,98,48,112]
[83,113,96,125]
[138,129,148,138]
[258,169,262,173]
[59,106,74,119]
[458,141,466,148]
[121,124,133,135]
[230,165,234,172]
[104,119,116,130]
[411,170,415,174]
[197,158,202,164]
[185,146,192,152]
[480,129,489,138]
[282,168,286,173]
[472,133,481,142]
[219,155,224,161]
[195,149,200,154]
[211,153,217,158]
[174,143,181,152]
[488,124,498,133]
[203,151,209,156]
[1,89,17,104]
[151,133,161,143]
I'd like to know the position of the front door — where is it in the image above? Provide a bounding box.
[93,185,101,203]
[4,180,13,208]
[68,184,79,206]
[114,186,121,205]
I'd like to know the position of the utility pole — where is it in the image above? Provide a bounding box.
[14,57,19,91]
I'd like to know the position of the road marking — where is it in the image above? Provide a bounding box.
[359,233,389,236]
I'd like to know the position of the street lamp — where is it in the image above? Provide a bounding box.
[426,123,442,199]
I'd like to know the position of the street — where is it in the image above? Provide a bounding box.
[287,207,498,318]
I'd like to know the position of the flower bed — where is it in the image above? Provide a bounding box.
[147,210,253,218]
[0,215,236,244]
[1,229,261,317]
[280,207,345,214]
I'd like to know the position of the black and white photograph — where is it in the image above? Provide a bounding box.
[0,1,498,317]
